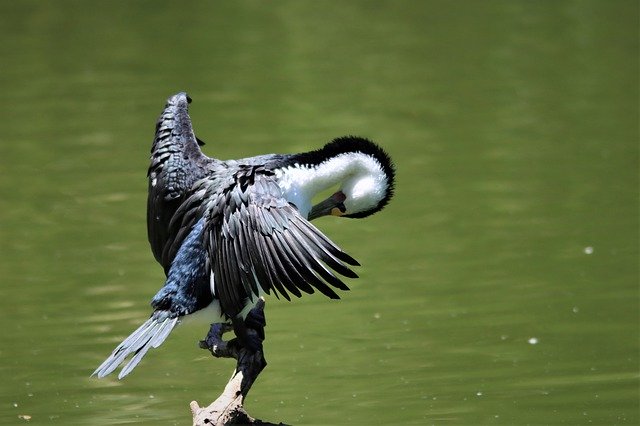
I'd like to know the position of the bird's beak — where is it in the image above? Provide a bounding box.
[308,191,347,221]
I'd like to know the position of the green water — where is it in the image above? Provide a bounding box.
[1,1,637,425]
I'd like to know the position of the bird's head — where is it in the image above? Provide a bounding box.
[306,137,395,220]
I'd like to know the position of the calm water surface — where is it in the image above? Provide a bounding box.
[1,1,637,425]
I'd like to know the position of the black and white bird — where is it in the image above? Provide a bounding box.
[93,92,395,379]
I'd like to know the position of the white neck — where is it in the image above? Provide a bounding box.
[274,152,388,217]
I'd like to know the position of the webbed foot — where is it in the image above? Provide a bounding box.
[200,298,266,358]
[199,323,237,357]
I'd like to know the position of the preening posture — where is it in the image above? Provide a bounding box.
[93,92,395,379]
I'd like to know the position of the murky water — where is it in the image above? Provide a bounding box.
[1,1,637,425]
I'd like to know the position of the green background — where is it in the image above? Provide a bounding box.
[0,1,637,424]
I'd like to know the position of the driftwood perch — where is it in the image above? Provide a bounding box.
[191,299,283,426]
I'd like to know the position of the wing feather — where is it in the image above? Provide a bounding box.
[147,93,214,272]
[252,230,290,300]
[268,232,316,295]
[288,224,358,279]
[290,220,361,268]
[271,230,334,297]
[203,170,358,317]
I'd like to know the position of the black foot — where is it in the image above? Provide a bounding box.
[199,298,267,358]
[245,301,266,340]
[199,323,237,357]
[233,299,266,353]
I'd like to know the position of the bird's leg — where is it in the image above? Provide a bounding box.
[244,300,266,340]
[192,299,269,426]
[199,298,266,362]
[232,299,266,354]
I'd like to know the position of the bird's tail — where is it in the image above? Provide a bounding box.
[92,311,179,379]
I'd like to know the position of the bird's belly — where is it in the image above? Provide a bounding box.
[182,299,226,324]
[181,293,264,325]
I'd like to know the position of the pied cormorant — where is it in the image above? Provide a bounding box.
[93,92,395,379]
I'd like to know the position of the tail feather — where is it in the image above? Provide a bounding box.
[92,313,179,379]
[95,320,156,377]
[151,317,177,348]
[119,317,179,378]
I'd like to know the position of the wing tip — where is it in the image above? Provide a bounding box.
[168,91,192,106]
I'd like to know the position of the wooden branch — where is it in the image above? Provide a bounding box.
[191,299,282,426]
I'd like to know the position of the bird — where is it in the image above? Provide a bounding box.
[92,92,395,379]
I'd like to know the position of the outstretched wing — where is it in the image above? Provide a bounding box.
[194,167,361,318]
[147,92,213,272]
